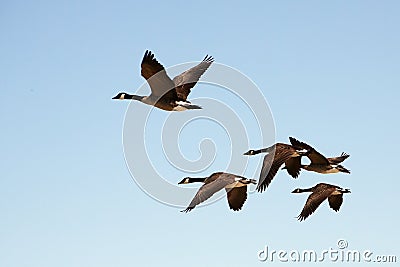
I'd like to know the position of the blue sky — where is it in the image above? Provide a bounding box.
[1,1,399,266]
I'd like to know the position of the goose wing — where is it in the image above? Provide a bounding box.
[297,186,336,221]
[225,186,247,211]
[328,194,343,212]
[173,55,214,100]
[141,50,178,99]
[327,152,350,164]
[284,157,301,178]
[257,144,296,192]
[181,174,234,212]
[289,137,329,165]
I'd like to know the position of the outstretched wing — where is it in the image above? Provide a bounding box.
[289,137,329,165]
[297,187,336,221]
[285,157,301,178]
[257,145,295,192]
[141,50,177,99]
[173,55,214,100]
[225,186,247,211]
[328,152,350,164]
[181,174,233,212]
[328,194,343,212]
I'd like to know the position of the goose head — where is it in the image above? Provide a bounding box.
[112,92,128,100]
[112,93,145,101]
[243,150,256,156]
[291,187,313,193]
[178,177,192,184]
[291,188,303,193]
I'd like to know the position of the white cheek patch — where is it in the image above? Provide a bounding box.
[120,93,125,100]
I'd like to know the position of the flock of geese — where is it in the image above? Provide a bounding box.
[113,50,352,221]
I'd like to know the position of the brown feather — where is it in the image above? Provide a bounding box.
[290,137,329,165]
[327,152,350,164]
[328,194,343,212]
[181,173,251,212]
[226,187,247,211]
[257,144,299,192]
[140,50,177,99]
[173,55,214,100]
[297,185,336,221]
[285,157,301,178]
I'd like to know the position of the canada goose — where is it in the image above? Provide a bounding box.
[243,140,310,192]
[289,137,350,174]
[112,50,214,111]
[292,183,351,221]
[178,172,256,212]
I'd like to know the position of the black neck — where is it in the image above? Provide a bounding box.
[299,187,313,193]
[187,177,207,183]
[125,94,144,101]
[257,145,274,154]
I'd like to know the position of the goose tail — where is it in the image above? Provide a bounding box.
[337,165,351,174]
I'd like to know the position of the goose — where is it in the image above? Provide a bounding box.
[178,172,256,212]
[292,183,351,221]
[243,138,311,193]
[112,50,214,111]
[289,137,350,174]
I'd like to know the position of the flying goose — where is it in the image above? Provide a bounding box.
[243,138,311,193]
[289,137,350,174]
[292,183,351,221]
[112,50,214,111]
[178,172,256,212]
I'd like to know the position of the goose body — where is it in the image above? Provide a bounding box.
[243,138,311,193]
[289,137,350,174]
[292,183,351,221]
[178,172,256,212]
[112,50,214,111]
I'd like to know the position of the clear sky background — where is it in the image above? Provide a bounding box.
[1,1,399,266]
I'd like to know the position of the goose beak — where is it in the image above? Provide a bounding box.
[243,151,251,155]
[112,95,119,99]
